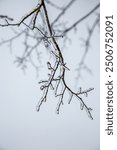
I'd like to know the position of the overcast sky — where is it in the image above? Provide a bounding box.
[0,0,100,150]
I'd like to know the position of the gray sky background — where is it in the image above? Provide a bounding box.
[0,0,99,150]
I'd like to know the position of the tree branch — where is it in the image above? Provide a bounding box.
[36,0,94,119]
[0,0,97,119]
[63,3,100,34]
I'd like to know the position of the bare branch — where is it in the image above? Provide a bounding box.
[35,0,94,119]
[76,15,100,81]
[0,0,98,119]
[0,2,43,27]
[63,3,100,34]
[51,0,77,26]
